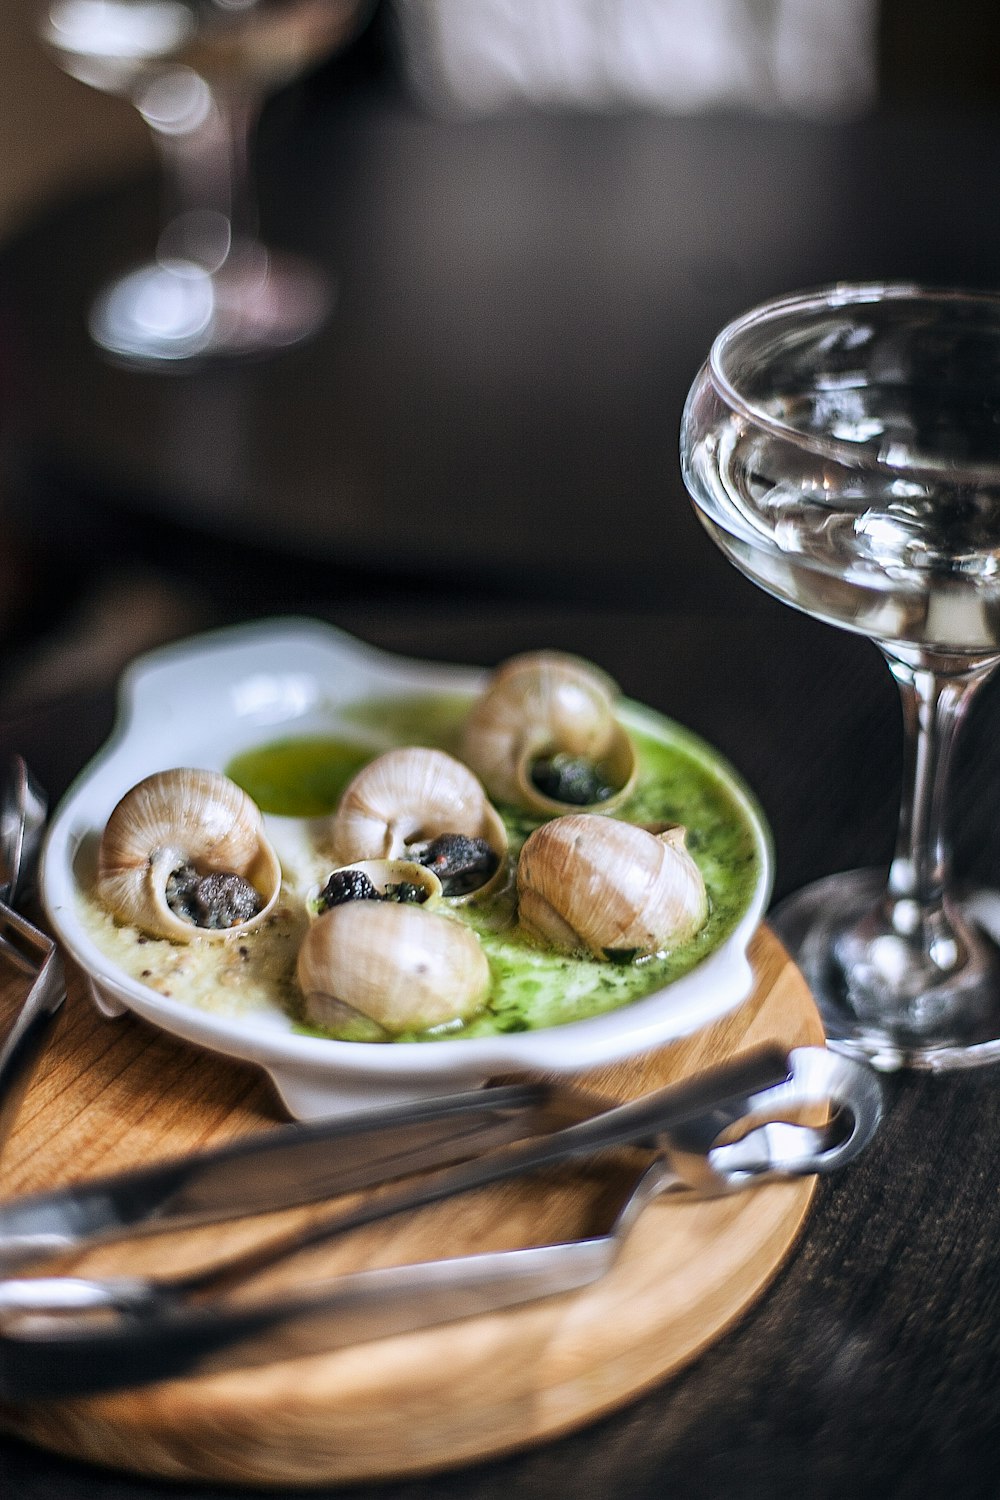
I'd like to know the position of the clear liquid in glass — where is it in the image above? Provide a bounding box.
[687,391,1000,663]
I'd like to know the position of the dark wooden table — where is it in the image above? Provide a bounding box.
[3,82,1000,1499]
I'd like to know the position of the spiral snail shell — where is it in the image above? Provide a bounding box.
[516,813,707,959]
[96,768,282,942]
[460,651,638,816]
[327,747,508,903]
[296,901,491,1039]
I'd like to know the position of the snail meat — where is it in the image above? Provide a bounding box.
[411,832,499,896]
[164,863,264,930]
[315,867,429,912]
[529,753,615,807]
[317,868,381,908]
[309,858,442,919]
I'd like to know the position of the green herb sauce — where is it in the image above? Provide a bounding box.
[225,695,763,1042]
[226,737,372,817]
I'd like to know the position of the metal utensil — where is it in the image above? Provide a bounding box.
[0,1078,608,1273]
[0,1045,882,1397]
[0,757,64,1149]
[0,756,46,910]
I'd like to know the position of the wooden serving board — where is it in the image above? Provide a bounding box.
[0,926,823,1485]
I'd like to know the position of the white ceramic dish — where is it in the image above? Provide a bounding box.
[41,619,773,1118]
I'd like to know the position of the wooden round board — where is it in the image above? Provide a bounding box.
[0,925,824,1485]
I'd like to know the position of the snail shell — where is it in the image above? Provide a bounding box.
[516,814,707,959]
[460,651,638,815]
[328,747,507,903]
[96,768,282,942]
[297,902,491,1039]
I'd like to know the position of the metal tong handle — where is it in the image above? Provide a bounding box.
[0,1079,598,1272]
[663,1043,885,1195]
[0,1045,882,1398]
[2,1045,879,1311]
[120,1044,804,1304]
[178,1040,881,1300]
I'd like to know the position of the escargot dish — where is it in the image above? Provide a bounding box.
[96,768,282,941]
[460,650,638,816]
[516,814,708,960]
[64,630,766,1060]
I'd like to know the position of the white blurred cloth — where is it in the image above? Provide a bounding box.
[395,0,878,119]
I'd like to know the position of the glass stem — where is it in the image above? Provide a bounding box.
[215,92,260,250]
[148,80,263,271]
[880,649,992,961]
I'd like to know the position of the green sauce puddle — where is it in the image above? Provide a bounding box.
[225,695,762,1042]
[227,737,372,817]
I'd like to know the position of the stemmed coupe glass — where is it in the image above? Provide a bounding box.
[682,283,1000,1071]
[39,0,371,365]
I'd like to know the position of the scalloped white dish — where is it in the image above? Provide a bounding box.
[40,619,773,1118]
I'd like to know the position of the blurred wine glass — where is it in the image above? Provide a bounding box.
[39,0,371,365]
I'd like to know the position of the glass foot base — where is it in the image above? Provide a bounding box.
[89,253,332,367]
[772,870,1000,1072]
